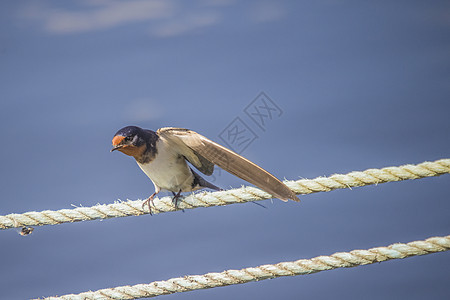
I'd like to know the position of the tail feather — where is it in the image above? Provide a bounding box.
[191,168,222,191]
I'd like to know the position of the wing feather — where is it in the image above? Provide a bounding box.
[158,127,299,202]
[157,128,214,176]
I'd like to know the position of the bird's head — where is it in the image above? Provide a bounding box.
[111,126,146,157]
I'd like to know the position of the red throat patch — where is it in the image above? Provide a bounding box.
[119,144,146,158]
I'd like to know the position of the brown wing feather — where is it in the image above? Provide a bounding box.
[157,127,214,176]
[158,127,299,202]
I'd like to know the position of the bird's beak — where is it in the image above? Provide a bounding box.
[110,145,122,152]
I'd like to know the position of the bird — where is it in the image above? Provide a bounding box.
[111,126,299,214]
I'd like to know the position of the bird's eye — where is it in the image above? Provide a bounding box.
[124,136,132,142]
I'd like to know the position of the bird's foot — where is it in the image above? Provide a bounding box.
[171,190,184,212]
[142,192,157,215]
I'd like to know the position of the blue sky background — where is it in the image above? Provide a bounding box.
[1,1,449,299]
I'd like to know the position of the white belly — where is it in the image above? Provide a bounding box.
[137,139,194,192]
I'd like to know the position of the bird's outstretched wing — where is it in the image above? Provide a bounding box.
[157,127,299,202]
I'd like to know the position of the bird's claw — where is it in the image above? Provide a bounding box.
[142,192,157,215]
[171,190,184,212]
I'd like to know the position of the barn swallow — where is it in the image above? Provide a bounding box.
[111,126,299,213]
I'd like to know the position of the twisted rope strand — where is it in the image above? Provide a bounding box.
[2,158,449,229]
[38,235,450,300]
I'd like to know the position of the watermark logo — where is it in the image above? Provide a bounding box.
[244,92,283,131]
[218,117,258,154]
[211,92,283,183]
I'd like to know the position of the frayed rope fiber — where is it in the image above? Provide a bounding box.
[37,234,450,300]
[1,158,449,229]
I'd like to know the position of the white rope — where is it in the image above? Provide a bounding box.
[37,234,450,300]
[2,158,449,229]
